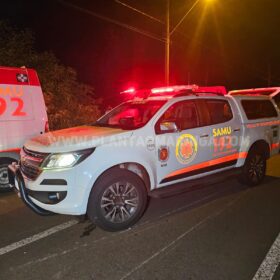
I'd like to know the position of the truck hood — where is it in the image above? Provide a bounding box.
[24,126,133,153]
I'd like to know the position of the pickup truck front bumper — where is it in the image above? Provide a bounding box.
[8,162,53,216]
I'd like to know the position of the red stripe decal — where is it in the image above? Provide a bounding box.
[247,120,280,129]
[165,152,248,180]
[0,67,40,86]
[0,148,21,154]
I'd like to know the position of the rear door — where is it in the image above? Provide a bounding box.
[202,98,243,162]
[0,67,46,151]
[0,84,34,151]
[241,99,280,155]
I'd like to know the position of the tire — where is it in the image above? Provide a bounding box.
[0,160,14,193]
[239,149,267,186]
[87,169,148,232]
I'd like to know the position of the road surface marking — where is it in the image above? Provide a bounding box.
[119,192,245,280]
[0,220,78,256]
[14,188,233,269]
[253,232,280,280]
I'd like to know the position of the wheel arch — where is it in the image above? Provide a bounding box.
[0,153,18,190]
[86,164,149,231]
[247,140,270,160]
[93,162,151,192]
[0,152,20,164]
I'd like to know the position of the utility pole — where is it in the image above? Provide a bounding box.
[166,0,201,85]
[165,0,170,85]
[114,0,201,86]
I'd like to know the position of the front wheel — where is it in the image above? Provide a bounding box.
[239,150,266,186]
[87,169,148,231]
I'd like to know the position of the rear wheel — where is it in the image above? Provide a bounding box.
[240,150,266,186]
[0,161,14,192]
[87,169,148,231]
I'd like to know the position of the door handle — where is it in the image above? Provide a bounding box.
[200,134,209,138]
[234,128,241,132]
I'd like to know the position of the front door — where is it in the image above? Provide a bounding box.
[155,99,213,187]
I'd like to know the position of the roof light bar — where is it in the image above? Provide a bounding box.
[151,85,198,95]
[120,88,136,94]
[151,87,175,94]
[195,86,227,95]
[120,84,227,100]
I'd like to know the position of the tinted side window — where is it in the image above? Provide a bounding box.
[206,100,233,125]
[157,101,199,133]
[241,100,278,120]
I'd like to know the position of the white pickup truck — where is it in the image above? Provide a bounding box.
[10,85,280,231]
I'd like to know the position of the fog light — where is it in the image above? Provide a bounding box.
[48,192,59,201]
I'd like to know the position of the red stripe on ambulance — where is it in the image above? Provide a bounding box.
[0,148,21,154]
[0,67,40,86]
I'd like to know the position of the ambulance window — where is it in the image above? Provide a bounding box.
[156,100,199,133]
[206,100,233,124]
[241,100,278,120]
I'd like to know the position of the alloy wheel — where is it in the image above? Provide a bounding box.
[248,154,265,183]
[100,182,139,224]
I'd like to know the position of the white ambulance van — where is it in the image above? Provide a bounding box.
[0,66,48,192]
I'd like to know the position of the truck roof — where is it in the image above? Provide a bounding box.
[229,87,280,96]
[228,94,272,101]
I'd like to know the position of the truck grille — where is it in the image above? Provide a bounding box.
[20,147,49,181]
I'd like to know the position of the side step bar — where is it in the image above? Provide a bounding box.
[149,168,242,198]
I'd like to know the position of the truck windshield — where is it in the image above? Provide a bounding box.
[95,100,166,130]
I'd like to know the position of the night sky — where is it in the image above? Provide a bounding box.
[1,0,280,98]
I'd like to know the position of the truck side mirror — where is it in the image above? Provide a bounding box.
[160,121,179,133]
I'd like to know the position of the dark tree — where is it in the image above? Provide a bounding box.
[0,21,101,130]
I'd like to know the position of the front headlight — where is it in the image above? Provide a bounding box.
[41,148,95,170]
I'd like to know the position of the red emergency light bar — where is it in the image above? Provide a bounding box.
[150,85,227,96]
[120,87,136,94]
[151,85,198,95]
[120,85,227,100]
[151,87,176,94]
[194,86,227,95]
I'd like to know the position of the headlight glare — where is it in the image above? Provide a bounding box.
[42,148,95,169]
[45,154,78,169]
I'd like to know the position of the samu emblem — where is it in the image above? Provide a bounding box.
[176,134,198,164]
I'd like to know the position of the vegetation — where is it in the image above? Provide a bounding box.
[0,21,101,130]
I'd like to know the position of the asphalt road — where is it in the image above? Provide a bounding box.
[0,156,279,280]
